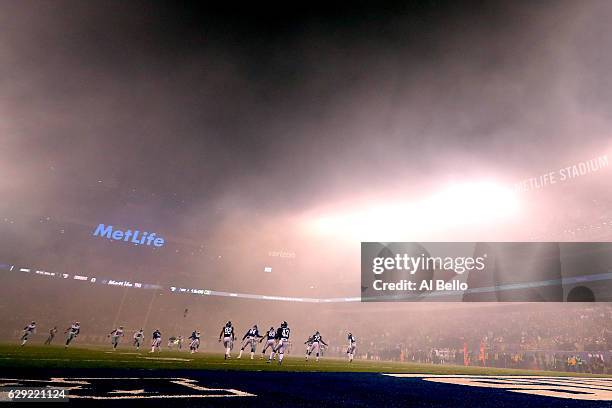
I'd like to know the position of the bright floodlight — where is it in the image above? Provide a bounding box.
[308,181,520,241]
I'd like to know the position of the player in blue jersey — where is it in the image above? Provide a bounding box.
[347,332,357,362]
[108,326,124,350]
[150,329,162,353]
[238,325,263,359]
[305,331,328,362]
[189,330,201,354]
[64,322,80,348]
[20,321,36,346]
[260,326,277,359]
[218,321,235,359]
[268,321,290,365]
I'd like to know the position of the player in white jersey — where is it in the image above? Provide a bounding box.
[238,325,263,359]
[64,322,80,348]
[44,327,58,345]
[346,332,357,362]
[133,329,144,349]
[260,326,277,359]
[189,330,201,354]
[150,329,162,353]
[304,335,314,356]
[218,321,235,360]
[268,321,290,365]
[167,336,178,349]
[20,321,36,346]
[305,331,328,362]
[109,326,124,350]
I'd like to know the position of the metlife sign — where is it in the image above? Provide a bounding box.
[92,224,165,247]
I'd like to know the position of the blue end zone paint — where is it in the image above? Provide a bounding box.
[3,369,610,407]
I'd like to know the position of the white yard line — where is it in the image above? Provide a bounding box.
[138,357,192,362]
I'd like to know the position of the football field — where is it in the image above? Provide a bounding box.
[1,344,611,406]
[0,343,598,374]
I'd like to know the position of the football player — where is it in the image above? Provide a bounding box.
[268,321,290,365]
[260,326,277,359]
[133,329,144,350]
[44,327,58,345]
[238,325,263,359]
[64,322,80,348]
[347,332,357,362]
[189,330,201,354]
[109,326,124,350]
[167,336,178,349]
[20,321,36,346]
[306,331,328,362]
[218,321,235,359]
[304,334,314,359]
[150,328,162,353]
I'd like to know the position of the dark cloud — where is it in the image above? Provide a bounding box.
[1,0,611,298]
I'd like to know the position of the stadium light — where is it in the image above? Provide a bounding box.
[307,181,520,241]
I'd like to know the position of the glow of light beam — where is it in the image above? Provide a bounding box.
[306,181,520,241]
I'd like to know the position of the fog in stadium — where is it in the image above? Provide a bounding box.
[1,1,612,362]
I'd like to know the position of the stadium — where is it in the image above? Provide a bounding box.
[1,1,612,406]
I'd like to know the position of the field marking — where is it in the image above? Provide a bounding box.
[385,374,612,401]
[0,356,332,367]
[70,394,253,399]
[0,377,256,400]
[0,357,135,362]
[138,357,192,362]
[104,352,142,355]
[0,357,177,364]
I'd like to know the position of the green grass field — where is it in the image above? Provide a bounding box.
[0,343,605,377]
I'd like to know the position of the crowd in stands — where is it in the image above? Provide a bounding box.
[338,304,612,373]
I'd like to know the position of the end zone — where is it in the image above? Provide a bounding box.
[385,374,612,401]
